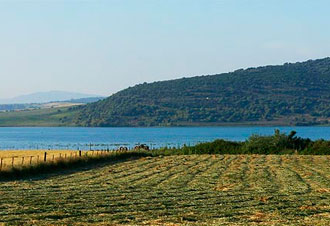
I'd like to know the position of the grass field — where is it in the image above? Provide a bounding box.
[0,107,77,126]
[0,155,329,225]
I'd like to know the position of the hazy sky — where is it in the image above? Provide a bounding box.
[0,0,329,98]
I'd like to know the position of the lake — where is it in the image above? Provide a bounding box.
[0,127,329,150]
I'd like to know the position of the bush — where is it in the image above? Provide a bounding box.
[301,139,330,155]
[242,130,314,154]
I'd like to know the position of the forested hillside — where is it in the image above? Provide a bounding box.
[71,58,330,126]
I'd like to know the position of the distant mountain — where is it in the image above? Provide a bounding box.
[0,91,103,104]
[0,97,105,112]
[71,58,330,126]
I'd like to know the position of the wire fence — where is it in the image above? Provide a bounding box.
[0,149,123,171]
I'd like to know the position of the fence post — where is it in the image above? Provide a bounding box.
[0,158,2,170]
[79,150,82,157]
[44,152,47,162]
[30,156,33,165]
[22,157,24,165]
[12,157,15,166]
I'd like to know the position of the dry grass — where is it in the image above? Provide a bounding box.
[0,150,77,158]
[0,150,115,171]
[0,150,79,167]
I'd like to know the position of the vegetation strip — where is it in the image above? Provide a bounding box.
[150,130,330,156]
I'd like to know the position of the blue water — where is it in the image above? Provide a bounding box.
[0,127,329,150]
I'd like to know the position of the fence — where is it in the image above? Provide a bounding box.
[0,149,124,171]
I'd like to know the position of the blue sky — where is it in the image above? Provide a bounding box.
[0,0,329,98]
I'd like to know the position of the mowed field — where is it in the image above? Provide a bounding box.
[0,155,329,225]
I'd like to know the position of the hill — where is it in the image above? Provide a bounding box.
[73,58,330,126]
[0,91,102,104]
